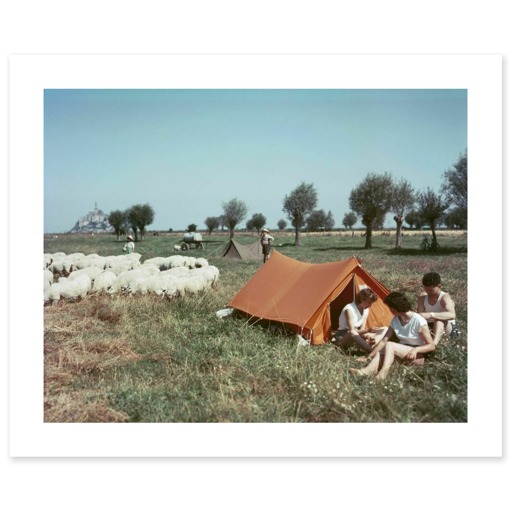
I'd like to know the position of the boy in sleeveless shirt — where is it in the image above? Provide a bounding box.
[416,272,457,345]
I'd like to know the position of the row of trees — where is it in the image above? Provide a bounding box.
[108,203,155,241]
[346,149,467,249]
[203,150,467,250]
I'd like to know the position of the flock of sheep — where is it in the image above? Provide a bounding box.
[43,252,220,304]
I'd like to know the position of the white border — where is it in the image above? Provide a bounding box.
[9,54,502,457]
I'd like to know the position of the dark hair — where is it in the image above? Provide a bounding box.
[422,272,441,287]
[384,292,412,313]
[355,288,377,304]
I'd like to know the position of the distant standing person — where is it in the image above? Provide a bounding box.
[123,235,135,254]
[260,228,274,263]
[416,272,457,344]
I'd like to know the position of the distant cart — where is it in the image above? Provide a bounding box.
[180,232,205,251]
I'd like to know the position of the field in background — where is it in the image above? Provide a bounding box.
[43,231,467,423]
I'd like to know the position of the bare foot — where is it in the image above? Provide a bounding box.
[349,368,366,376]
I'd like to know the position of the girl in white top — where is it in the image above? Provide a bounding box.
[350,291,435,381]
[334,288,387,353]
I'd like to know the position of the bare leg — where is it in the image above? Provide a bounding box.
[367,327,387,345]
[376,342,418,381]
[350,353,381,376]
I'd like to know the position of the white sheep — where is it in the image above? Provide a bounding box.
[145,274,180,297]
[167,255,186,268]
[44,274,91,302]
[67,266,103,283]
[108,265,161,294]
[92,270,117,293]
[196,265,220,286]
[44,254,53,269]
[182,256,197,269]
[71,254,108,271]
[143,257,168,269]
[59,274,92,300]
[44,268,54,291]
[180,273,209,295]
[161,266,191,278]
[44,281,66,302]
[194,257,209,268]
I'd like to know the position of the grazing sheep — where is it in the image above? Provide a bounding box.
[44,274,91,302]
[43,251,218,302]
[143,257,168,270]
[167,255,186,268]
[92,270,117,293]
[59,274,92,300]
[44,254,53,269]
[67,266,103,282]
[108,265,161,294]
[180,273,209,295]
[196,265,220,286]
[182,256,197,269]
[44,268,54,290]
[161,266,191,278]
[71,254,108,271]
[194,257,209,268]
[44,281,66,303]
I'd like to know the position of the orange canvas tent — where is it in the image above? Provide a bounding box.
[228,251,393,345]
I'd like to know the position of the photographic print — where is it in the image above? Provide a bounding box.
[9,54,501,457]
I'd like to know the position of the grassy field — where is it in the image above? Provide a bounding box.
[44,230,467,423]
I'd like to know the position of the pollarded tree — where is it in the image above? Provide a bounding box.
[405,209,423,229]
[325,210,335,231]
[282,182,318,246]
[349,172,394,249]
[442,149,467,229]
[248,213,266,233]
[108,209,126,240]
[306,209,328,232]
[390,178,416,248]
[125,207,139,241]
[277,219,287,230]
[342,212,357,230]
[204,216,220,235]
[218,214,227,231]
[222,198,248,239]
[187,223,198,232]
[442,149,467,210]
[126,203,155,241]
[444,207,467,229]
[416,188,450,251]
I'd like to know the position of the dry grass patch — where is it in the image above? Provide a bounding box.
[44,389,130,422]
[44,296,143,422]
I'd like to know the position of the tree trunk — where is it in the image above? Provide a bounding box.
[364,224,372,249]
[229,228,235,239]
[395,219,403,248]
[430,226,438,252]
[294,227,301,246]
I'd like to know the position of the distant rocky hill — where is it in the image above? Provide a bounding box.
[69,203,114,233]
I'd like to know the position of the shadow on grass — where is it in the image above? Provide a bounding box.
[386,247,468,256]
[312,246,467,255]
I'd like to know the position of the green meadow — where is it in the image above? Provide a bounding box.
[44,230,467,423]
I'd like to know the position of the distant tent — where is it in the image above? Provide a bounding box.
[228,251,393,345]
[221,239,263,260]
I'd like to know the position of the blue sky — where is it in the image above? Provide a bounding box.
[44,88,467,233]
